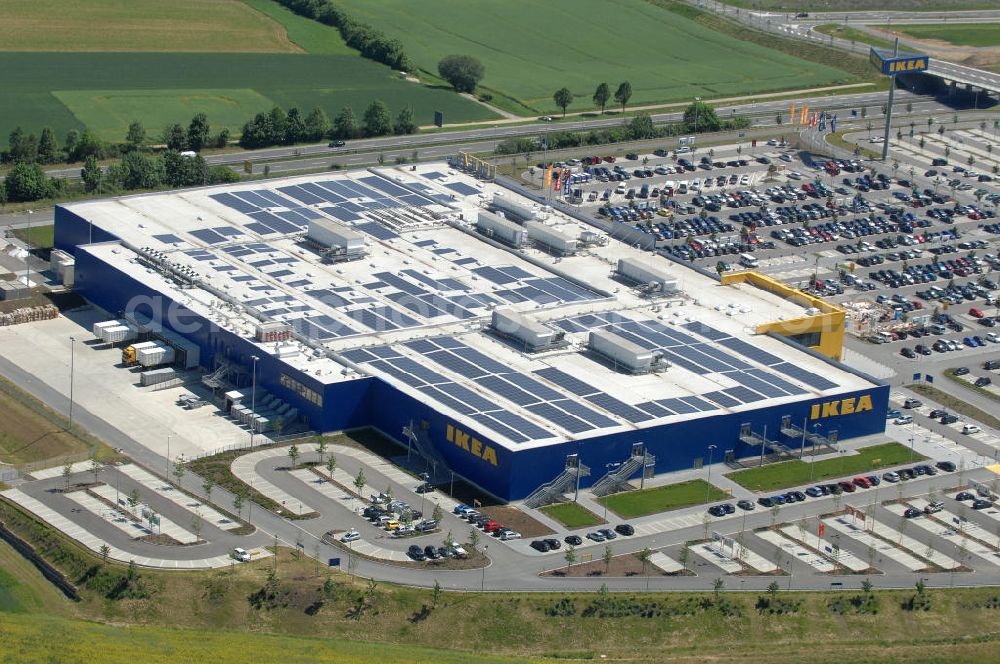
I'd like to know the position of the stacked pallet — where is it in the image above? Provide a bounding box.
[0,304,58,326]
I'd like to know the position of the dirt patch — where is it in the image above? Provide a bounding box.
[139,533,183,546]
[479,505,554,537]
[544,551,689,577]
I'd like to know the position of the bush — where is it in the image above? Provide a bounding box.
[545,597,577,617]
[438,54,485,93]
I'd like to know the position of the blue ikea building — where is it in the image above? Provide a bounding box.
[53,171,889,503]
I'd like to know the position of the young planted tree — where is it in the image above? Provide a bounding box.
[553,88,574,117]
[353,468,367,496]
[603,544,613,575]
[287,444,300,470]
[316,436,328,466]
[564,544,577,573]
[614,81,632,115]
[326,455,337,482]
[593,82,610,114]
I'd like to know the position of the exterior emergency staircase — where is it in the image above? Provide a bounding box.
[523,455,591,509]
[590,443,656,497]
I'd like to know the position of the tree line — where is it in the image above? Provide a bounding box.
[271,0,412,72]
[0,115,238,204]
[495,102,747,156]
[238,100,416,149]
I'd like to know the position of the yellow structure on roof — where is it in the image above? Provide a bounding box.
[720,271,845,361]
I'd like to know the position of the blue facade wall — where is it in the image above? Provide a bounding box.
[74,245,373,433]
[54,205,120,254]
[71,244,890,502]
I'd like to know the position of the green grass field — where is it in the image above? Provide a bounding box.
[727,442,923,492]
[0,52,497,142]
[0,0,303,53]
[238,0,356,55]
[881,23,1000,48]
[338,0,852,113]
[598,479,727,518]
[539,502,604,528]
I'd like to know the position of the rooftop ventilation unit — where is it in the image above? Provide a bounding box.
[306,218,366,263]
[616,257,678,296]
[524,221,577,256]
[490,309,566,352]
[490,192,539,222]
[475,210,525,248]
[588,328,668,375]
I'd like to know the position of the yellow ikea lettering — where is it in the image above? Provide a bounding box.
[446,424,498,466]
[810,395,874,420]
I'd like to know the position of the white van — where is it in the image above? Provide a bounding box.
[739,253,758,268]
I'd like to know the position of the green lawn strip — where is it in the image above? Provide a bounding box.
[882,23,1000,48]
[914,379,1000,428]
[716,0,998,10]
[539,502,604,528]
[598,479,727,518]
[10,224,54,250]
[814,24,898,51]
[727,442,922,492]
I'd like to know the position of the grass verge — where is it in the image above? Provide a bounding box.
[814,24,897,51]
[727,442,922,492]
[882,23,1000,48]
[598,479,727,518]
[539,502,605,529]
[0,372,119,467]
[912,380,1000,429]
[10,224,54,250]
[6,496,1000,661]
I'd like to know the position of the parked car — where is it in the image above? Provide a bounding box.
[407,544,426,561]
[341,529,361,543]
[972,499,993,510]
[231,547,251,562]
[586,531,607,542]
[614,524,635,536]
[903,507,922,518]
[530,539,551,552]
[936,461,956,472]
[564,535,583,546]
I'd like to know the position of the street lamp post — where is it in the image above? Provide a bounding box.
[809,424,822,482]
[481,544,489,591]
[250,355,260,447]
[166,435,172,477]
[68,336,76,432]
[705,445,717,502]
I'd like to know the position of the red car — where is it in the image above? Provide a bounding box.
[853,477,872,489]
[970,307,984,318]
[484,521,501,533]
[838,481,857,493]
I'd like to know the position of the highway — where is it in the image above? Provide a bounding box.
[693,1,1000,94]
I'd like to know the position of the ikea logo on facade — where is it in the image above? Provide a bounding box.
[810,395,873,420]
[886,57,928,74]
[446,424,498,466]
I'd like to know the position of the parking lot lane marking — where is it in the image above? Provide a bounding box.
[90,484,199,544]
[64,490,152,540]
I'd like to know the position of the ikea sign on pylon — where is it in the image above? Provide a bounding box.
[869,47,929,76]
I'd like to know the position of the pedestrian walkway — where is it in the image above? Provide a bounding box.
[29,461,93,481]
[346,538,411,562]
[822,516,926,571]
[117,464,241,531]
[0,488,259,569]
[691,542,744,574]
[779,525,869,572]
[65,490,152,539]
[91,485,199,544]
[231,447,316,516]
[648,551,684,574]
[734,541,780,573]
[756,529,836,573]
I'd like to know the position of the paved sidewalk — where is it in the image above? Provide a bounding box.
[29,461,93,481]
[91,484,198,544]
[231,446,318,516]
[648,551,683,574]
[757,529,836,573]
[1,488,265,569]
